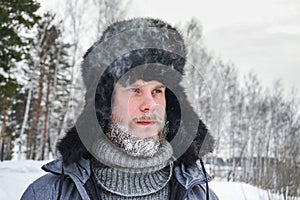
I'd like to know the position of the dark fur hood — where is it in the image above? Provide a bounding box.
[57,18,214,166]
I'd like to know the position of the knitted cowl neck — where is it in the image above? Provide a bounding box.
[91,138,174,197]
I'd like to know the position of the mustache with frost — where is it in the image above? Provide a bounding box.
[106,114,166,157]
[130,113,165,126]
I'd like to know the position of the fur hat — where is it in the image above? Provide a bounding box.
[81,18,186,88]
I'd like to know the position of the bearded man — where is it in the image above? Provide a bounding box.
[21,18,219,200]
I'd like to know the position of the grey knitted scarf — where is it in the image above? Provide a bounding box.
[91,139,174,199]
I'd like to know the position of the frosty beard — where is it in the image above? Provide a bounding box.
[105,116,166,157]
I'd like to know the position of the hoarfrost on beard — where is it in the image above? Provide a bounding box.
[106,124,161,157]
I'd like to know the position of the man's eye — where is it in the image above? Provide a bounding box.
[153,89,163,94]
[129,88,140,93]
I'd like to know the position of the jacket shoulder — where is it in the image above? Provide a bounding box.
[21,173,61,200]
[21,158,91,200]
[170,175,219,200]
[170,163,219,200]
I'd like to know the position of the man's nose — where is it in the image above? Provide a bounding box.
[139,93,156,112]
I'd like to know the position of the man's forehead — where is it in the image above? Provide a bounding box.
[131,80,164,87]
[117,79,165,88]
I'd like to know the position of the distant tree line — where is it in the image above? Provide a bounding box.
[182,19,300,199]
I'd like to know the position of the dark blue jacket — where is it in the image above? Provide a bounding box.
[21,157,218,200]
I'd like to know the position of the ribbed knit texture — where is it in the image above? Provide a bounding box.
[91,138,173,173]
[91,139,173,199]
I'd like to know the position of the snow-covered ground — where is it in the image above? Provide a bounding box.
[0,160,49,199]
[0,160,296,200]
[210,180,283,200]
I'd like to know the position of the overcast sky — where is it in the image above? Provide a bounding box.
[127,0,300,92]
[39,0,300,92]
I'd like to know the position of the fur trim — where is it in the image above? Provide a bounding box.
[81,18,186,89]
[56,127,91,165]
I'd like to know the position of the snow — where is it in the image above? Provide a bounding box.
[0,160,48,200]
[0,160,297,200]
[0,67,9,79]
[210,180,281,200]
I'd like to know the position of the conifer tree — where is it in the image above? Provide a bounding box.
[0,0,40,161]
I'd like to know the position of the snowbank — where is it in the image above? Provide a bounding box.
[0,160,48,199]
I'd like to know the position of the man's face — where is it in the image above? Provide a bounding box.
[110,79,166,139]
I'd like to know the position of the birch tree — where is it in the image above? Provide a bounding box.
[23,12,71,160]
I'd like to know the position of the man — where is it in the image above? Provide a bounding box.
[21,18,219,200]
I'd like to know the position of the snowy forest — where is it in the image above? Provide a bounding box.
[0,0,299,199]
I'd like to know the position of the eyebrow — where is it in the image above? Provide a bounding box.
[129,83,166,89]
[154,84,166,89]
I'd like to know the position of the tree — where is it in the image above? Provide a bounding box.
[0,0,40,111]
[181,19,214,126]
[91,0,128,39]
[0,0,40,161]
[24,12,71,160]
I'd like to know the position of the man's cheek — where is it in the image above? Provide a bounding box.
[128,105,139,118]
[153,104,166,117]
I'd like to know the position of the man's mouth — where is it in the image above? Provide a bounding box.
[136,121,155,126]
